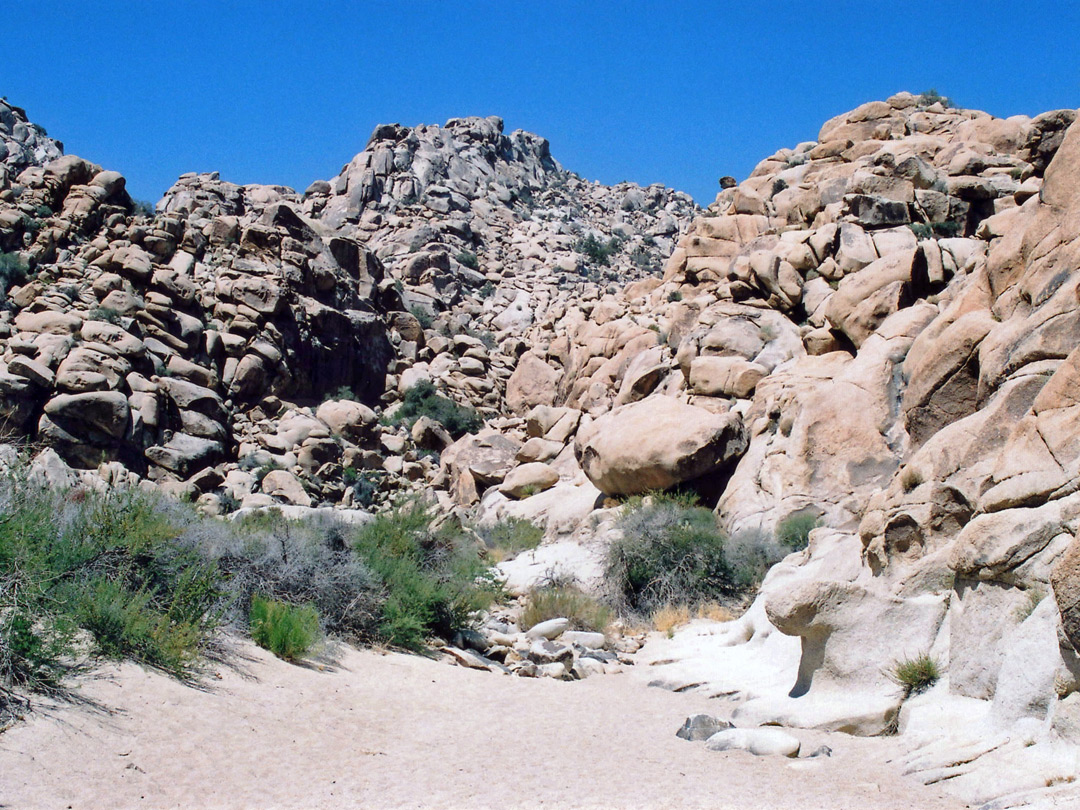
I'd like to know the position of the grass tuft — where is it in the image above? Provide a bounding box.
[890,653,941,697]
[249,596,321,661]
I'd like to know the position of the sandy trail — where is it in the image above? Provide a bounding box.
[0,640,967,810]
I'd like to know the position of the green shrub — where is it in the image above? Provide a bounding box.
[917,88,954,109]
[249,595,321,660]
[667,290,683,303]
[478,281,496,299]
[776,512,820,551]
[456,250,480,270]
[575,234,622,267]
[323,385,360,402]
[353,503,500,649]
[723,528,788,590]
[605,492,733,616]
[475,516,543,561]
[908,222,933,240]
[771,178,788,197]
[521,579,611,633]
[132,199,156,218]
[390,380,482,438]
[87,306,122,324]
[409,305,434,330]
[890,653,941,696]
[0,252,29,295]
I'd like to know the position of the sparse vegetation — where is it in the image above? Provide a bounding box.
[388,380,482,438]
[776,511,820,551]
[667,290,683,303]
[475,516,543,562]
[889,652,941,697]
[87,306,122,325]
[917,88,954,109]
[0,252,29,296]
[132,199,156,218]
[409,305,435,330]
[249,596,321,661]
[575,234,623,267]
[605,492,733,616]
[352,502,501,650]
[521,575,611,633]
[456,250,480,270]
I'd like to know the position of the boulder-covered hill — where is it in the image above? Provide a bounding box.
[0,101,696,506]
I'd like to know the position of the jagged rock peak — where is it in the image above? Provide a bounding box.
[0,99,64,185]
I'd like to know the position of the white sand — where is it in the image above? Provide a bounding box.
[0,640,969,810]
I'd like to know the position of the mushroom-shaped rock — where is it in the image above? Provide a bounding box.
[574,397,748,496]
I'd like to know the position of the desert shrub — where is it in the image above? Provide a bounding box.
[409,305,434,330]
[323,385,360,402]
[771,178,788,197]
[353,503,500,649]
[605,492,733,616]
[475,516,543,561]
[521,577,611,633]
[908,222,934,240]
[216,509,382,642]
[890,653,941,697]
[456,250,480,270]
[776,512,820,551]
[0,252,29,295]
[249,596,321,661]
[390,380,482,438]
[478,281,496,299]
[0,476,223,713]
[132,199,156,218]
[87,306,122,324]
[917,88,954,109]
[667,290,683,303]
[723,528,789,590]
[575,234,622,267]
[932,220,962,238]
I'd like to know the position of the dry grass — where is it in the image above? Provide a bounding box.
[652,601,735,635]
[520,583,612,633]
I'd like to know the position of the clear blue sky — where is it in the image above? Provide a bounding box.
[7,1,1079,205]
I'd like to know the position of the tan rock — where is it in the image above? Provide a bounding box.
[261,469,312,507]
[689,356,767,399]
[574,396,748,496]
[506,353,560,415]
[499,462,560,499]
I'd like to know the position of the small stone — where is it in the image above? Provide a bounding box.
[677,714,733,742]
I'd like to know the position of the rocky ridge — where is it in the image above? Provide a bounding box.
[0,109,695,513]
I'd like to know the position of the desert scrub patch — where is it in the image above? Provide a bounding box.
[521,577,611,633]
[353,502,501,650]
[0,474,224,717]
[475,516,543,562]
[388,380,482,438]
[249,596,321,661]
[776,511,820,551]
[890,652,941,697]
[605,491,733,617]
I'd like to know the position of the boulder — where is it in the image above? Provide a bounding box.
[704,728,801,758]
[499,462,560,498]
[575,396,748,496]
[505,353,560,415]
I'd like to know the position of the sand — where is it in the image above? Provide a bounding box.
[0,639,969,810]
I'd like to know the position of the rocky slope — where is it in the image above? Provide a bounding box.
[6,92,1080,808]
[0,109,696,512]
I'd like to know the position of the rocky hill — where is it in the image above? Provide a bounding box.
[5,92,1080,808]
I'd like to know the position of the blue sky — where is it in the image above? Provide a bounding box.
[7,2,1079,205]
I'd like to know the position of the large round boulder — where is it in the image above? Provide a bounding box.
[573,396,748,496]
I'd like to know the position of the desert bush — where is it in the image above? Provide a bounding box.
[521,577,611,633]
[216,509,382,642]
[456,250,480,270]
[889,653,941,697]
[249,596,321,661]
[409,305,434,330]
[389,380,482,438]
[475,516,543,561]
[917,88,954,109]
[575,234,622,267]
[0,475,223,715]
[605,492,733,616]
[0,252,29,295]
[667,290,683,303]
[723,527,789,590]
[776,512,820,551]
[87,306,122,324]
[353,503,500,649]
[132,199,156,217]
